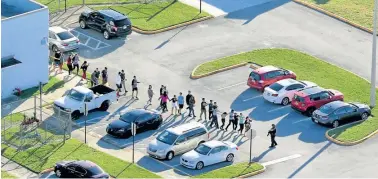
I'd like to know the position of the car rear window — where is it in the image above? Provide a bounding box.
[318,104,336,114]
[57,32,74,40]
[293,94,305,102]
[269,83,283,92]
[249,72,261,81]
[114,19,128,27]
[87,166,104,175]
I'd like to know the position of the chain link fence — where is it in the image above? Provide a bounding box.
[1,96,72,151]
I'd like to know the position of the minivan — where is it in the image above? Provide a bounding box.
[147,122,209,160]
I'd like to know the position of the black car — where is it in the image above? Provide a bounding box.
[54,160,109,178]
[79,9,132,39]
[106,109,162,138]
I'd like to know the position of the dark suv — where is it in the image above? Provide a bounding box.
[79,9,132,39]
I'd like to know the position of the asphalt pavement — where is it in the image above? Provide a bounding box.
[50,0,378,177]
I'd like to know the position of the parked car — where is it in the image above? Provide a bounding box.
[147,122,209,160]
[312,101,371,128]
[54,85,117,120]
[49,26,79,52]
[291,86,344,116]
[263,79,317,105]
[106,109,162,138]
[180,140,238,170]
[54,160,109,178]
[79,9,132,39]
[247,65,296,92]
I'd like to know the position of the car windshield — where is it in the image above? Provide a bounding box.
[269,83,284,92]
[319,105,336,114]
[87,166,104,175]
[57,31,75,40]
[114,19,128,26]
[119,112,140,123]
[249,72,260,81]
[293,94,305,102]
[194,144,212,155]
[156,131,178,145]
[67,89,85,101]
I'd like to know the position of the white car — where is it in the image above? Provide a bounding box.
[263,79,317,105]
[49,26,79,52]
[180,140,238,170]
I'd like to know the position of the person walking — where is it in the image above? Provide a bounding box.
[208,100,213,120]
[186,91,196,117]
[91,69,99,87]
[234,113,239,131]
[178,92,184,115]
[170,95,178,115]
[200,98,208,120]
[116,72,122,97]
[244,116,252,137]
[159,85,165,107]
[120,70,128,95]
[225,109,235,131]
[220,112,227,130]
[131,76,140,99]
[53,50,62,72]
[66,54,73,75]
[147,85,154,105]
[210,104,219,129]
[238,113,245,135]
[267,124,278,147]
[72,53,80,75]
[159,91,169,112]
[101,67,108,85]
[80,61,89,81]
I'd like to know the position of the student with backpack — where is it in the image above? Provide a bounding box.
[200,98,208,120]
[66,54,73,75]
[186,91,196,117]
[101,67,108,85]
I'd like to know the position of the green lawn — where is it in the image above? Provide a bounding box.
[2,112,26,123]
[19,76,64,99]
[193,162,264,178]
[300,0,374,30]
[37,0,136,13]
[193,48,378,143]
[92,1,211,31]
[1,170,16,178]
[2,126,59,149]
[1,139,161,178]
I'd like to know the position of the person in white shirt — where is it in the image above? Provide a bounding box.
[116,72,122,97]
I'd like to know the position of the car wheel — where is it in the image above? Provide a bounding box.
[100,101,110,111]
[166,151,174,160]
[281,97,290,106]
[306,107,316,117]
[71,111,81,120]
[79,20,87,29]
[195,161,204,170]
[55,169,62,178]
[226,154,234,162]
[361,112,369,120]
[103,30,110,40]
[332,120,339,128]
[52,45,58,52]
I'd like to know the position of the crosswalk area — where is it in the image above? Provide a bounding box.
[67,28,111,51]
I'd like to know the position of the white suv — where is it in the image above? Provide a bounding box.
[147,122,209,160]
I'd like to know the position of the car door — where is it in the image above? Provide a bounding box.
[185,129,202,150]
[87,12,99,30]
[73,166,87,178]
[94,14,106,31]
[263,72,276,85]
[136,114,151,132]
[274,70,286,80]
[48,31,58,49]
[65,164,78,178]
[333,107,348,124]
[84,93,96,111]
[207,147,222,165]
[146,114,160,129]
[173,134,188,155]
[344,105,360,122]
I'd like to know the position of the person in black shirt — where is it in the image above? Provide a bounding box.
[80,61,89,80]
[101,67,108,85]
[267,124,278,147]
[200,98,208,120]
[120,70,127,95]
[233,113,239,130]
[53,50,61,72]
[208,100,213,120]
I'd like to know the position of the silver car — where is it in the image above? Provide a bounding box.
[49,26,79,52]
[312,101,371,128]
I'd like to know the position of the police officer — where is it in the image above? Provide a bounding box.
[267,124,278,147]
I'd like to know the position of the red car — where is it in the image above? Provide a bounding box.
[291,86,344,116]
[247,65,296,91]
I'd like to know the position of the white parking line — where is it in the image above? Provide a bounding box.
[149,157,193,177]
[293,118,310,124]
[65,27,111,50]
[243,95,262,102]
[217,82,245,91]
[261,154,302,166]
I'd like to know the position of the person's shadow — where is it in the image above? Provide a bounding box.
[252,147,274,162]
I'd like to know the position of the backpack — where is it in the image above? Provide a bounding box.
[190,96,196,104]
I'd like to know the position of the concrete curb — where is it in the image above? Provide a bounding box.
[325,119,378,146]
[237,165,266,178]
[131,16,213,35]
[190,62,248,79]
[292,0,373,34]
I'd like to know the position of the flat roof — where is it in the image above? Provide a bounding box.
[1,1,46,20]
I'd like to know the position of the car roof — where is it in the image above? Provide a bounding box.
[276,79,299,87]
[98,9,126,20]
[254,65,280,74]
[323,101,348,108]
[49,26,67,33]
[297,86,325,96]
[167,122,205,135]
[73,86,92,94]
[203,140,225,148]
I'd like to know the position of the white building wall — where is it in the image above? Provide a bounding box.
[1,7,49,98]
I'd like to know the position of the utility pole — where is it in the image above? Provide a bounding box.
[200,0,202,13]
[84,103,88,143]
[371,0,378,108]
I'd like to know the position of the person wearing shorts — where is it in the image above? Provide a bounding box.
[178,92,184,115]
[131,76,140,99]
[147,85,154,105]
[171,95,178,115]
[53,50,61,72]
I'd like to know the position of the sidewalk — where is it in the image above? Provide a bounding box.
[1,156,38,179]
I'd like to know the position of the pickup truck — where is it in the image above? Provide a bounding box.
[54,85,117,120]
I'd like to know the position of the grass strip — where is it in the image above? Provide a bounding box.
[193,162,264,178]
[1,139,161,178]
[1,170,16,178]
[92,1,211,31]
[193,48,378,143]
[19,76,64,99]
